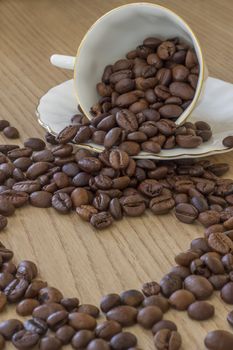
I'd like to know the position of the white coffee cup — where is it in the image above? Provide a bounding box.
[50,2,208,125]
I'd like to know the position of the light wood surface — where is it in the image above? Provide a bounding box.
[1,1,233,349]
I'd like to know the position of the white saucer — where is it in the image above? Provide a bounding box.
[36,77,233,159]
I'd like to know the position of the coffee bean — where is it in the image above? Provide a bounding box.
[52,193,72,213]
[55,325,75,345]
[30,191,52,208]
[0,198,15,216]
[152,320,177,335]
[77,304,100,318]
[106,305,138,327]
[87,339,110,350]
[169,266,190,280]
[0,319,23,340]
[71,330,95,348]
[175,203,198,224]
[154,329,182,350]
[16,298,40,316]
[60,297,79,312]
[24,318,48,335]
[208,275,229,290]
[90,211,113,229]
[184,275,213,299]
[221,282,233,304]
[24,138,45,151]
[187,301,214,320]
[149,189,175,214]
[78,157,102,173]
[208,232,233,254]
[38,286,63,304]
[204,330,233,350]
[0,120,10,131]
[100,294,121,313]
[223,136,233,148]
[143,295,169,313]
[12,330,40,349]
[39,336,62,350]
[169,290,195,310]
[121,194,146,216]
[137,306,163,329]
[68,312,97,331]
[120,289,144,307]
[141,281,160,296]
[198,210,221,227]
[32,303,64,320]
[205,255,224,274]
[160,274,182,297]
[3,126,19,139]
[176,134,202,148]
[47,310,69,331]
[95,320,122,341]
[0,272,14,289]
[13,180,41,193]
[4,278,29,302]
[110,332,137,350]
[157,41,176,60]
[24,280,47,298]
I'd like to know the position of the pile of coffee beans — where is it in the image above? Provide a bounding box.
[1,228,233,348]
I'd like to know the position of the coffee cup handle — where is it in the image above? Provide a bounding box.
[50,55,76,70]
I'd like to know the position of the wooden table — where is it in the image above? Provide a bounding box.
[0,1,233,348]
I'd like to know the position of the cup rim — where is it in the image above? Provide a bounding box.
[74,2,205,123]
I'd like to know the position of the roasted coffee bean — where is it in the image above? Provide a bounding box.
[30,191,52,208]
[76,205,98,221]
[143,295,169,313]
[175,203,198,224]
[205,255,224,274]
[121,194,146,216]
[55,325,75,345]
[110,332,137,350]
[141,281,160,296]
[169,290,195,310]
[191,196,208,212]
[95,320,122,341]
[32,303,64,320]
[60,297,79,312]
[208,232,233,254]
[68,312,97,331]
[0,319,23,340]
[24,280,47,298]
[16,260,37,282]
[77,304,99,318]
[109,149,129,170]
[24,318,48,335]
[221,282,233,304]
[204,330,233,350]
[0,198,15,216]
[24,138,45,151]
[160,274,182,297]
[3,126,19,139]
[120,290,144,307]
[47,310,69,331]
[152,320,177,335]
[0,190,29,208]
[0,120,10,131]
[52,193,72,213]
[57,125,79,144]
[198,210,221,227]
[141,141,161,153]
[187,301,214,320]
[137,306,163,329]
[90,212,113,229]
[223,135,233,148]
[87,338,110,350]
[100,294,121,313]
[208,275,229,290]
[39,336,62,350]
[190,237,210,253]
[16,298,40,316]
[169,266,190,280]
[38,286,63,304]
[71,329,95,349]
[13,180,41,193]
[12,329,40,349]
[176,134,202,148]
[4,278,29,302]
[154,329,182,350]
[78,157,102,173]
[184,275,213,299]
[109,198,123,220]
[119,141,141,156]
[150,189,175,214]
[13,157,32,171]
[71,188,90,208]
[106,305,138,327]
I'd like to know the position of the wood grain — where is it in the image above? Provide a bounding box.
[0,0,233,348]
